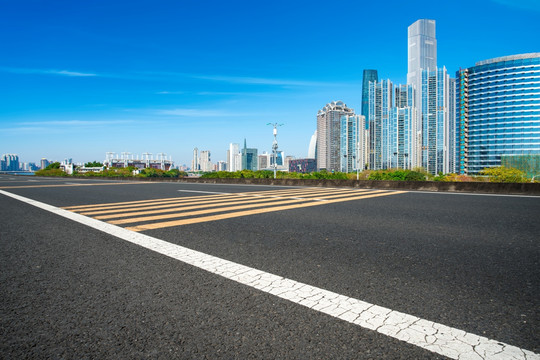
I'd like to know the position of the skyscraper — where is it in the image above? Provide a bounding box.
[419,67,453,174]
[191,147,199,171]
[362,70,378,129]
[369,81,415,170]
[199,150,212,172]
[340,114,366,172]
[316,101,355,171]
[406,19,454,174]
[241,138,258,171]
[456,53,540,174]
[228,143,240,172]
[407,19,437,86]
[369,80,393,170]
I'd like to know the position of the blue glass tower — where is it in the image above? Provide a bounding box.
[362,70,378,129]
[456,53,540,174]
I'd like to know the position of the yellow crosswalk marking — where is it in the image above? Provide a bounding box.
[65,188,407,232]
[106,189,376,224]
[125,191,406,232]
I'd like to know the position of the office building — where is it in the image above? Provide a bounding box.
[369,80,393,169]
[200,150,212,172]
[192,148,199,171]
[405,19,454,174]
[419,67,453,174]
[228,143,240,172]
[456,53,540,174]
[241,139,258,171]
[317,101,355,171]
[362,70,378,129]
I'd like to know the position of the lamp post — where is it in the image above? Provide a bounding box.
[267,123,283,179]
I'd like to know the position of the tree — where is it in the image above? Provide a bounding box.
[480,166,526,183]
[45,162,61,170]
[84,161,103,167]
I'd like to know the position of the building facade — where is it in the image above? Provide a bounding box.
[199,150,212,172]
[1,154,20,171]
[456,53,540,174]
[228,143,240,172]
[362,70,378,129]
[241,139,258,171]
[369,80,393,169]
[316,101,355,171]
[289,158,317,173]
[340,114,367,172]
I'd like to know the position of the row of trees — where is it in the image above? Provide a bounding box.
[35,163,187,178]
[202,167,535,183]
[34,163,535,183]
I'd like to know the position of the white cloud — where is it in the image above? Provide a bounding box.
[0,67,98,77]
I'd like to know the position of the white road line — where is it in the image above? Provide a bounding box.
[178,190,233,194]
[0,189,537,360]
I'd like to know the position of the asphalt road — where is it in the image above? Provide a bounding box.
[1,175,538,359]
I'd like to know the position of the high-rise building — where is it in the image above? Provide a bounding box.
[191,147,199,171]
[241,139,258,171]
[369,80,393,170]
[456,53,540,174]
[316,101,355,171]
[419,67,453,174]
[217,160,227,171]
[199,150,212,172]
[40,158,50,170]
[340,114,366,172]
[407,19,437,87]
[406,19,454,174]
[362,70,378,129]
[1,154,19,171]
[258,152,270,170]
[228,143,240,172]
[369,81,416,170]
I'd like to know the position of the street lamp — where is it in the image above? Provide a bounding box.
[267,123,283,179]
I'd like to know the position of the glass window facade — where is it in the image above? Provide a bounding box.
[456,54,540,174]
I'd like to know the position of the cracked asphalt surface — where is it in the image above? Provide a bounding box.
[1,176,538,359]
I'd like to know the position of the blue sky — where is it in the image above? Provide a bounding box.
[1,0,539,166]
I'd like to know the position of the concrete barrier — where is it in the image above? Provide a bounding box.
[173,178,540,195]
[32,175,540,195]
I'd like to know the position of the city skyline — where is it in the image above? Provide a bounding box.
[1,0,539,166]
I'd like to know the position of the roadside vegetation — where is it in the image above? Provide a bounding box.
[34,165,535,183]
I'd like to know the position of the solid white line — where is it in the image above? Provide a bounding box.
[0,189,537,360]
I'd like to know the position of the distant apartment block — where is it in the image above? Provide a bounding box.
[317,101,355,171]
[1,154,20,171]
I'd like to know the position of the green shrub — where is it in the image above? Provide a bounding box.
[480,166,527,183]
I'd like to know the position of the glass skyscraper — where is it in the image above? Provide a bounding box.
[339,114,366,172]
[368,81,415,170]
[362,69,378,129]
[456,53,540,174]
